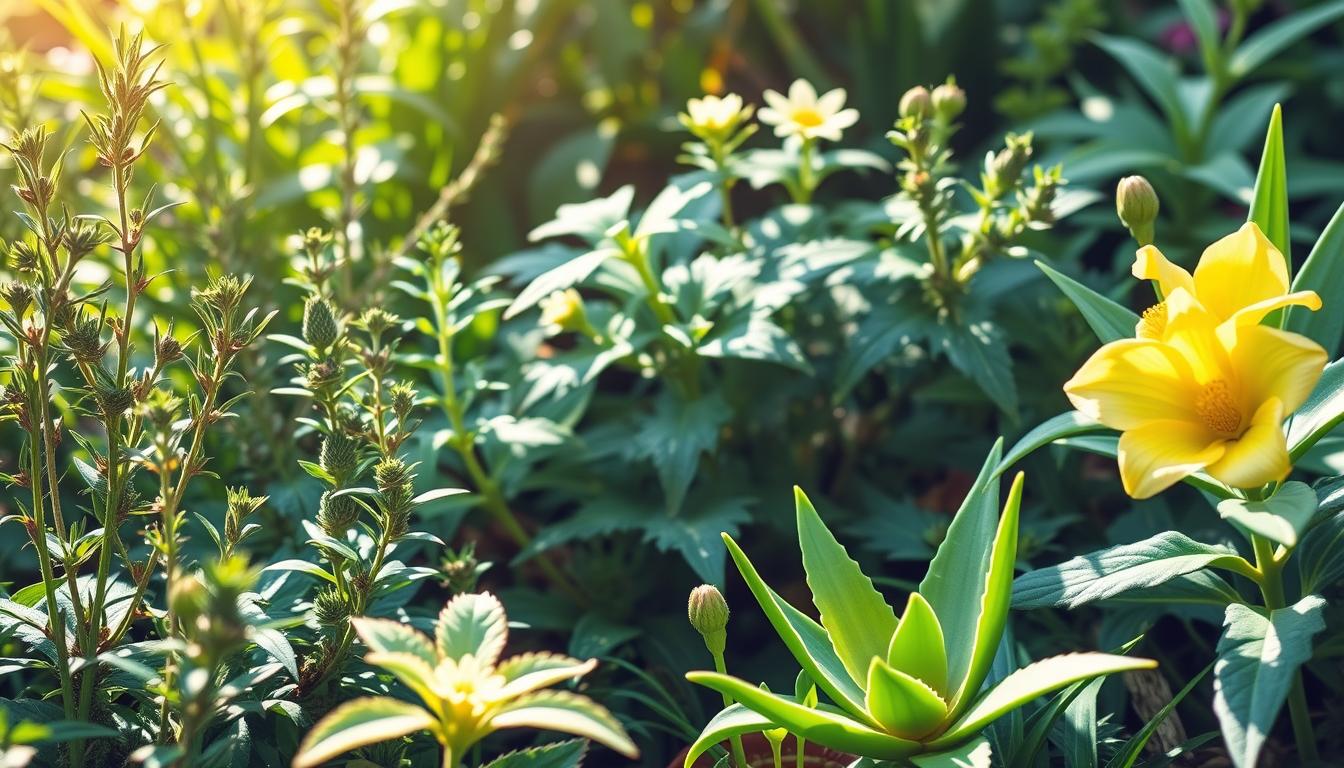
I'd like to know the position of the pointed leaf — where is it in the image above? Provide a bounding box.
[1036,261,1140,344]
[1217,481,1317,548]
[351,617,436,667]
[912,737,993,768]
[292,697,435,768]
[684,703,777,768]
[796,486,898,688]
[1105,663,1211,768]
[1287,358,1344,460]
[996,412,1103,477]
[932,653,1157,748]
[1213,595,1327,768]
[865,659,947,739]
[436,592,508,665]
[1286,202,1344,352]
[364,651,439,709]
[887,592,948,696]
[504,248,620,319]
[1247,105,1290,272]
[491,690,639,758]
[496,653,597,699]
[1229,1,1344,77]
[482,739,588,768]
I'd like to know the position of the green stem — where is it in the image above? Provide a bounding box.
[796,138,816,205]
[711,650,749,768]
[1252,534,1318,761]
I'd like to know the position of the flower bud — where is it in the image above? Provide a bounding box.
[63,317,108,364]
[302,296,340,351]
[899,86,932,120]
[1116,175,1159,247]
[2,281,33,318]
[317,490,360,537]
[688,584,730,656]
[931,80,966,120]
[539,288,592,335]
[313,587,351,633]
[95,383,134,420]
[169,574,208,629]
[319,432,359,480]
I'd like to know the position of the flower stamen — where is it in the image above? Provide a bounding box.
[1195,379,1241,435]
[1137,302,1167,339]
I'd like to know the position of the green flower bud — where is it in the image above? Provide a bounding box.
[1,281,33,318]
[931,80,966,120]
[302,296,340,351]
[316,490,359,536]
[688,584,730,655]
[312,587,351,632]
[319,432,360,481]
[899,86,932,120]
[95,383,134,420]
[1116,175,1159,247]
[62,317,108,364]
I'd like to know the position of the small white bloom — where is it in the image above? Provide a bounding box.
[758,79,859,142]
[680,93,753,138]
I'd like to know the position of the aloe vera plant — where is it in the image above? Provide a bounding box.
[293,592,639,768]
[686,448,1156,766]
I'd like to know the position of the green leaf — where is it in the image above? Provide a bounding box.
[911,736,992,767]
[931,653,1157,748]
[1093,35,1190,139]
[631,392,732,514]
[887,592,948,696]
[686,671,921,760]
[351,617,437,667]
[949,473,1024,719]
[1229,0,1344,77]
[482,739,588,768]
[934,319,1018,415]
[503,247,621,320]
[491,691,639,758]
[1013,532,1249,609]
[364,651,439,708]
[292,697,436,768]
[1297,507,1344,593]
[996,412,1103,477]
[1105,664,1211,768]
[496,653,597,699]
[1217,481,1317,548]
[436,592,508,665]
[795,486,899,688]
[1247,104,1290,273]
[920,440,1004,705]
[1176,0,1221,74]
[1213,596,1327,768]
[1287,201,1344,352]
[1060,677,1103,768]
[865,659,948,739]
[684,704,776,768]
[1286,358,1344,460]
[1036,261,1140,344]
[722,533,871,721]
[697,314,812,373]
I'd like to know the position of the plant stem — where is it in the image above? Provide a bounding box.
[711,650,749,768]
[796,138,816,204]
[1251,534,1318,761]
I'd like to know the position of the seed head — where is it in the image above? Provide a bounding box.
[302,295,340,351]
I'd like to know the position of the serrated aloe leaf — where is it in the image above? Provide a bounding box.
[887,592,948,696]
[930,653,1157,749]
[722,532,871,722]
[948,472,1023,719]
[684,704,777,768]
[491,690,639,759]
[351,617,436,667]
[437,592,508,665]
[911,736,992,768]
[795,486,898,688]
[292,696,435,768]
[920,440,1004,704]
[686,671,922,760]
[1217,481,1317,548]
[1213,596,1326,768]
[865,659,947,739]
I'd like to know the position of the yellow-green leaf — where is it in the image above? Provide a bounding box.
[1248,105,1290,274]
[887,592,948,697]
[292,697,435,768]
[865,659,947,739]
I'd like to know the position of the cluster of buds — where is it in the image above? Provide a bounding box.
[222,486,266,557]
[302,295,341,352]
[82,30,166,177]
[190,274,272,368]
[2,126,57,214]
[890,79,965,216]
[440,543,486,595]
[311,587,351,637]
[374,457,415,540]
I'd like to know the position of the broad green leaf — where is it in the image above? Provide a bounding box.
[887,592,948,696]
[1036,261,1140,344]
[684,704,777,768]
[931,653,1157,748]
[1297,508,1344,593]
[935,319,1018,415]
[1247,105,1290,273]
[492,691,639,758]
[796,486,898,687]
[349,617,436,667]
[634,180,713,239]
[722,533,871,721]
[1287,201,1344,352]
[866,659,947,739]
[496,654,597,699]
[1012,532,1250,609]
[949,473,1024,719]
[363,651,439,710]
[483,739,588,768]
[529,185,635,243]
[1216,481,1317,548]
[1213,596,1327,768]
[1093,35,1190,139]
[292,697,435,768]
[1286,358,1344,459]
[996,411,1103,477]
[503,247,621,319]
[632,392,732,514]
[920,440,1004,703]
[1229,0,1344,77]
[686,671,921,760]
[1060,678,1102,768]
[1102,570,1243,607]
[1105,664,1211,768]
[911,736,992,767]
[436,592,508,665]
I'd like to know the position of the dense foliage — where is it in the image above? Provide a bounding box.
[3,1,1344,767]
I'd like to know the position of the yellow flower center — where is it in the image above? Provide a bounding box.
[1195,379,1242,435]
[1137,302,1167,339]
[790,107,825,128]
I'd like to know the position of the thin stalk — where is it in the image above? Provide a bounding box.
[711,649,749,768]
[796,138,816,205]
[1252,534,1318,761]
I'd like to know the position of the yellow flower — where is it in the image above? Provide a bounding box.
[680,93,753,140]
[1065,287,1325,498]
[1131,222,1321,340]
[759,79,859,142]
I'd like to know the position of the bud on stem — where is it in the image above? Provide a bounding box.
[1116,175,1159,247]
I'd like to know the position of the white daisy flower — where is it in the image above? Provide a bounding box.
[680,93,753,139]
[758,79,859,142]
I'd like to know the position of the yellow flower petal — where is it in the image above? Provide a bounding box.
[1132,245,1194,299]
[1227,290,1322,329]
[1161,288,1231,384]
[1117,420,1225,499]
[1204,398,1290,489]
[1192,222,1291,322]
[1064,339,1198,430]
[1228,325,1327,416]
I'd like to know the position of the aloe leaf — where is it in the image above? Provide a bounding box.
[865,659,948,739]
[351,617,437,667]
[887,592,948,696]
[436,592,508,665]
[1035,262,1140,344]
[686,671,922,760]
[919,440,1004,705]
[911,736,992,768]
[722,532,871,721]
[1216,481,1317,548]
[1247,104,1290,273]
[931,653,1157,748]
[948,473,1024,718]
[482,739,588,768]
[683,704,777,768]
[492,690,640,758]
[795,486,899,687]
[1213,596,1326,768]
[292,696,436,768]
